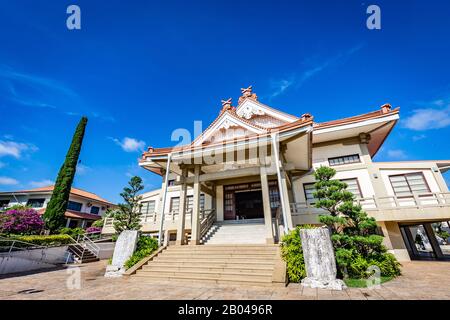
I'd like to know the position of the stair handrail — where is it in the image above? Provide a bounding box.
[200,209,216,240]
[79,234,101,258]
[67,233,100,263]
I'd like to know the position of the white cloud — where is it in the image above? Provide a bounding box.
[387,149,408,160]
[270,78,295,98]
[412,134,426,141]
[0,176,19,185]
[76,163,91,175]
[403,100,450,131]
[111,137,146,152]
[0,140,38,158]
[268,43,364,99]
[29,179,53,188]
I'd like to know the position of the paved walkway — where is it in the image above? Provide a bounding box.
[0,260,449,300]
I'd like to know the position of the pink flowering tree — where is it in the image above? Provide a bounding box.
[85,226,101,234]
[0,207,44,235]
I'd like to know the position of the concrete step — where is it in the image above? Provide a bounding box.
[156,253,276,259]
[164,249,277,255]
[153,257,275,264]
[166,244,278,250]
[147,261,275,268]
[139,268,273,277]
[143,264,274,272]
[134,272,272,284]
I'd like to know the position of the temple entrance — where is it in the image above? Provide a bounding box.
[223,181,280,221]
[235,190,263,220]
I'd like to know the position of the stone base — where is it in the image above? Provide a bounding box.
[301,277,347,291]
[104,265,125,278]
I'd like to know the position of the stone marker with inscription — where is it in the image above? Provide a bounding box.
[300,227,347,290]
[104,230,138,278]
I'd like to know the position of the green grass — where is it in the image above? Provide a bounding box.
[344,276,393,288]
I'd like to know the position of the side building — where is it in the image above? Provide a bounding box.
[0,185,116,228]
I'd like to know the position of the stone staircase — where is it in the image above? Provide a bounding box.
[67,244,99,264]
[202,219,267,245]
[133,244,286,286]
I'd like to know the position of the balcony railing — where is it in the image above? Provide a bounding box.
[291,192,450,215]
[103,208,214,228]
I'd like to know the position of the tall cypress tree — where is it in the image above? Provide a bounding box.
[43,117,88,233]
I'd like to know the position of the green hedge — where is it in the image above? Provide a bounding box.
[9,234,74,247]
[124,235,159,269]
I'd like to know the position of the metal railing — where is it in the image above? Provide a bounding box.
[291,191,450,215]
[200,209,216,240]
[103,209,199,228]
[70,233,100,262]
[0,236,73,264]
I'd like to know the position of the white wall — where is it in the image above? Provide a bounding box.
[293,141,374,202]
[312,142,365,167]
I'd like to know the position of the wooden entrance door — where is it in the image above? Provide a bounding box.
[223,181,280,220]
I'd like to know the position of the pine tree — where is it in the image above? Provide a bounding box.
[112,176,144,233]
[43,117,88,233]
[313,166,401,279]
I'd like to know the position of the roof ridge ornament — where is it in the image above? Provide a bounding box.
[380,103,392,114]
[220,98,233,113]
[301,113,312,121]
[238,85,258,104]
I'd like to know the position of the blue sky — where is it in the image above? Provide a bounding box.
[0,0,449,203]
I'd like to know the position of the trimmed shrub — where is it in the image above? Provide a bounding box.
[59,227,85,238]
[0,207,44,235]
[92,218,104,228]
[124,235,159,269]
[281,225,314,282]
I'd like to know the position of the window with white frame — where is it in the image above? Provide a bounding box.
[389,173,430,197]
[26,198,45,208]
[328,154,360,166]
[140,200,156,214]
[303,178,362,204]
[186,194,205,211]
[90,206,100,215]
[170,197,180,213]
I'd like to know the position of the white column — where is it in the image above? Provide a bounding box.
[65,218,71,228]
[271,133,292,233]
[190,165,201,245]
[176,169,188,245]
[157,153,172,246]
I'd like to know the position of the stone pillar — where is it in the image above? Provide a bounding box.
[190,165,201,245]
[260,167,275,244]
[360,139,387,198]
[216,185,224,222]
[175,169,188,245]
[65,218,71,228]
[379,221,411,262]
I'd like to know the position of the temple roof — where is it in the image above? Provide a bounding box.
[141,86,399,163]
